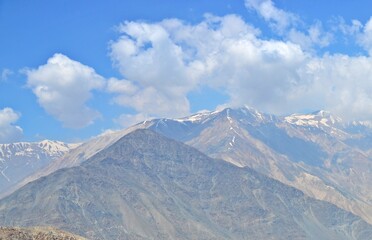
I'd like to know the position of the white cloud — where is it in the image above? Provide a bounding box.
[336,17,372,55]
[106,77,179,123]
[115,113,150,128]
[108,14,372,122]
[107,78,137,95]
[295,55,372,121]
[0,108,23,143]
[245,0,333,50]
[26,53,105,128]
[245,0,297,33]
[288,22,333,50]
[357,17,372,55]
[337,18,362,36]
[110,14,307,118]
[1,69,13,81]
[109,15,263,120]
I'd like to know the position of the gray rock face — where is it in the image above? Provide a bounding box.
[0,129,371,239]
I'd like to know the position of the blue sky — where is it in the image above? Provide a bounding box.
[1,0,372,143]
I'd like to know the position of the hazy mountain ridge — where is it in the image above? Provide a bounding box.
[6,125,143,197]
[0,140,79,196]
[0,129,371,239]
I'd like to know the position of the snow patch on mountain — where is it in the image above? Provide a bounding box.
[242,105,265,121]
[172,110,221,124]
[0,140,79,195]
[284,110,343,128]
[0,140,79,160]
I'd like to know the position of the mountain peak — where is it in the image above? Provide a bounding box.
[311,110,331,117]
[0,139,78,196]
[171,110,218,124]
[285,110,342,127]
[85,128,202,167]
[223,106,274,124]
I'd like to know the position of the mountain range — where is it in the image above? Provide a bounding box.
[0,129,371,239]
[12,107,371,222]
[141,107,372,224]
[0,107,371,239]
[0,140,78,196]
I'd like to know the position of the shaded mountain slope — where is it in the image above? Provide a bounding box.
[0,129,371,239]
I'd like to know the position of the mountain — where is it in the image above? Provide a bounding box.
[138,107,372,224]
[8,126,139,196]
[8,107,372,224]
[0,140,79,196]
[0,226,86,239]
[0,129,371,239]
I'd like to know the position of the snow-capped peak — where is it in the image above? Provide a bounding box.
[37,140,80,155]
[284,110,342,128]
[0,139,79,192]
[0,140,79,160]
[172,110,220,124]
[241,105,266,121]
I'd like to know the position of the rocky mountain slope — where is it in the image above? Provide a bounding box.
[0,129,371,239]
[142,107,372,224]
[7,126,139,196]
[0,226,86,240]
[0,140,79,196]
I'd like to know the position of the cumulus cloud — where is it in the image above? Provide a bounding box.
[109,14,307,119]
[107,78,137,95]
[109,15,263,122]
[0,108,23,143]
[296,55,372,121]
[26,54,105,128]
[107,13,372,122]
[14,1,372,131]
